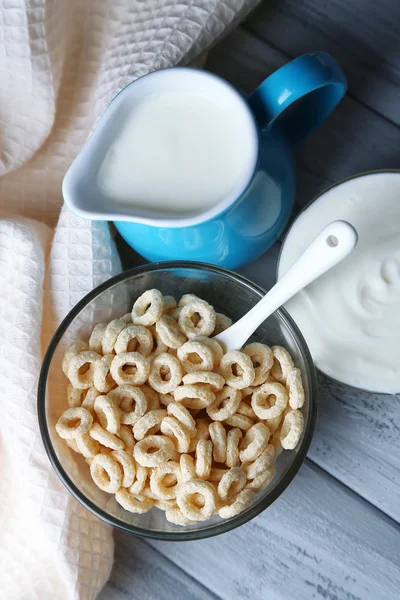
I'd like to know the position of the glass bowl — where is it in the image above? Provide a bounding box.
[38,262,317,541]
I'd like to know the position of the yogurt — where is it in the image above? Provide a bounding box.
[278,172,400,393]
[97,90,254,215]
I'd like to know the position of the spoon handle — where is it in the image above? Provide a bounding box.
[216,220,358,351]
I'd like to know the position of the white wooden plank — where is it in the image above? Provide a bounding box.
[206,29,400,201]
[239,245,400,523]
[146,463,400,600]
[99,534,217,600]
[245,0,400,126]
[309,374,400,523]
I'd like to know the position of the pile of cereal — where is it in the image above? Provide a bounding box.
[56,289,305,525]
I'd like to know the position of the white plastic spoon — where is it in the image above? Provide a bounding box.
[215,220,358,352]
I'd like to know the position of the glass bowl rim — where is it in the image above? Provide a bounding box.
[276,169,400,396]
[38,260,318,541]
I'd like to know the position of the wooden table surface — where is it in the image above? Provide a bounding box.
[100,2,400,598]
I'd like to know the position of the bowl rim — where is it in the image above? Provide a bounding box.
[276,169,400,396]
[38,260,318,541]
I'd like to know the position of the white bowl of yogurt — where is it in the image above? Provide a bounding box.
[277,170,400,394]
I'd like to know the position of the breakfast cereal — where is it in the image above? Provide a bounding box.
[56,288,305,526]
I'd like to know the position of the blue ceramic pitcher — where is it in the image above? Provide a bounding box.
[63,52,346,269]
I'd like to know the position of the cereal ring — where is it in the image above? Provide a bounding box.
[81,386,100,414]
[269,428,283,457]
[108,385,147,426]
[243,444,275,480]
[251,382,288,420]
[180,454,196,482]
[94,395,121,434]
[115,488,154,513]
[110,352,151,386]
[114,325,153,357]
[178,293,202,307]
[102,319,127,355]
[174,384,215,410]
[217,467,246,503]
[154,498,177,511]
[206,386,241,421]
[141,384,160,410]
[209,467,229,482]
[61,340,88,377]
[131,289,164,326]
[159,393,174,407]
[90,454,122,493]
[160,416,191,453]
[220,351,255,389]
[89,422,124,450]
[111,450,136,488]
[265,413,283,434]
[177,340,214,373]
[280,409,304,450]
[286,368,305,409]
[148,325,169,359]
[133,409,167,440]
[66,438,80,454]
[271,345,294,384]
[245,465,275,492]
[239,423,270,463]
[133,435,174,467]
[99,446,112,455]
[171,307,182,321]
[182,371,225,391]
[195,439,212,479]
[67,351,101,389]
[193,336,224,366]
[212,312,232,336]
[56,407,93,439]
[225,427,243,468]
[237,401,256,420]
[241,387,254,402]
[243,342,273,386]
[166,506,193,525]
[88,322,107,354]
[156,315,187,349]
[188,418,210,452]
[148,353,183,394]
[93,354,116,393]
[223,413,254,431]
[218,489,254,519]
[209,422,227,463]
[163,295,177,313]
[129,464,148,495]
[150,461,181,500]
[167,402,196,436]
[178,299,216,339]
[75,433,99,458]
[67,384,85,408]
[121,313,133,323]
[177,479,218,521]
[117,425,135,453]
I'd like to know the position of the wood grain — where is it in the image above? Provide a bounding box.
[245,0,400,125]
[146,463,400,600]
[99,534,217,600]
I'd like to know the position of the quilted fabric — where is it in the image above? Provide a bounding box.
[0,0,259,598]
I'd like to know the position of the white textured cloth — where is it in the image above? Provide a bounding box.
[0,1,258,598]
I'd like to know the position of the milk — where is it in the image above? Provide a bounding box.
[97,90,254,215]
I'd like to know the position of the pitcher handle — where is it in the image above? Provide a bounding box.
[248,51,347,148]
